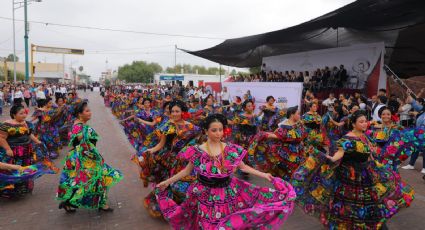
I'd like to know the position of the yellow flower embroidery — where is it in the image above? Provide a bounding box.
[18,127,28,134]
[305,157,316,170]
[43,116,51,122]
[69,171,77,177]
[311,186,325,200]
[356,141,365,153]
[321,165,330,173]
[375,183,387,196]
[83,159,96,169]
[7,128,16,135]
[288,130,297,138]
[241,119,249,125]
[375,131,386,140]
[104,176,113,186]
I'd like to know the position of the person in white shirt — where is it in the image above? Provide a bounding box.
[36,86,46,100]
[398,98,413,127]
[220,87,231,106]
[60,85,67,95]
[13,88,25,106]
[322,93,336,107]
[372,96,387,122]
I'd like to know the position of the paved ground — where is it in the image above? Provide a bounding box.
[0,91,424,230]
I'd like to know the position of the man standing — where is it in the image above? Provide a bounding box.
[372,95,387,121]
[220,86,231,106]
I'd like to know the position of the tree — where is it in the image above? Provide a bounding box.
[249,66,261,74]
[105,79,111,87]
[6,53,19,62]
[118,61,162,83]
[165,64,225,75]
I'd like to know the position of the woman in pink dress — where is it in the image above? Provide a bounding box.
[155,114,296,230]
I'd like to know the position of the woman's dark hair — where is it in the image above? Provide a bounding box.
[242,99,254,109]
[55,97,64,104]
[235,96,242,102]
[10,105,25,119]
[142,98,152,105]
[286,106,298,119]
[307,102,318,110]
[74,101,88,117]
[349,110,367,129]
[162,101,171,111]
[266,96,275,102]
[378,106,392,117]
[169,100,188,112]
[37,98,51,108]
[202,114,228,130]
[203,96,213,105]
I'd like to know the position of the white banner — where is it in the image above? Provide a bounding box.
[223,82,303,112]
[263,42,386,93]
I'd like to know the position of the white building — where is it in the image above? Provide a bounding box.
[154,73,222,87]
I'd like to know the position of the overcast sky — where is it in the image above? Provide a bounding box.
[0,0,355,80]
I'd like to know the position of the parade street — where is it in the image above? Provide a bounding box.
[1,91,425,230]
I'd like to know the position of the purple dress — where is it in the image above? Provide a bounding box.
[155,144,296,230]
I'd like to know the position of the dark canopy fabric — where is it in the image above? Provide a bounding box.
[183,0,425,78]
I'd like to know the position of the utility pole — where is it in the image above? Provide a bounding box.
[12,0,17,83]
[24,0,29,82]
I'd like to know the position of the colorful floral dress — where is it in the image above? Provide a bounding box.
[380,126,425,171]
[248,122,308,180]
[57,123,123,209]
[122,108,159,151]
[0,122,38,197]
[155,144,296,230]
[131,120,201,218]
[302,112,329,151]
[230,113,259,149]
[291,134,414,229]
[323,113,349,154]
[259,106,285,132]
[32,108,65,158]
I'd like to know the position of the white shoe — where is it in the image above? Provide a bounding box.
[401,165,415,170]
[421,169,425,174]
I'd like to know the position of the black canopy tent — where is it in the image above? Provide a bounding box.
[182,0,425,78]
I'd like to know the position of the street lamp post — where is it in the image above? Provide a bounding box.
[12,0,17,83]
[12,0,42,83]
[24,0,29,82]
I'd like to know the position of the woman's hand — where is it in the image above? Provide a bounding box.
[35,139,42,145]
[10,164,24,172]
[262,172,273,182]
[156,180,170,190]
[6,149,13,157]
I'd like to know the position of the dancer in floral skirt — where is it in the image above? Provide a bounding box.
[155,114,296,230]
[57,102,123,212]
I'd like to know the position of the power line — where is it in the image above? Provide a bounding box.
[0,16,226,40]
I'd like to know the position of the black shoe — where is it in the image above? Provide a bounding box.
[59,202,76,213]
[98,206,114,212]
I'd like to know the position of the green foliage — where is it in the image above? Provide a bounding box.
[6,53,19,62]
[118,61,163,83]
[165,64,225,75]
[249,66,261,74]
[0,69,25,81]
[104,79,111,86]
